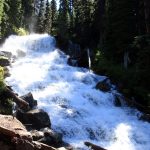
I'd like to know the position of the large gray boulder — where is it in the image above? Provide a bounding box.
[17,109,51,130]
[20,92,37,109]
[38,127,63,147]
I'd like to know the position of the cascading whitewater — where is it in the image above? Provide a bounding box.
[1,34,150,150]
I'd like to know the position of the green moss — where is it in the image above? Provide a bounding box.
[0,66,6,91]
[0,66,12,114]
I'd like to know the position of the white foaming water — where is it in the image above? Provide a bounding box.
[2,34,150,150]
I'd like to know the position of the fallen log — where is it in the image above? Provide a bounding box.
[4,87,29,110]
[84,142,107,150]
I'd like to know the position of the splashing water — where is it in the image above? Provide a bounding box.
[1,34,150,150]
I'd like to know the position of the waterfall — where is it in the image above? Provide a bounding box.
[1,34,150,150]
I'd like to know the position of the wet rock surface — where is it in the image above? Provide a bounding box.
[0,114,69,150]
[20,92,37,109]
[16,109,51,130]
[96,79,111,92]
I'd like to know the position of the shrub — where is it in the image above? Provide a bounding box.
[0,66,12,114]
[14,27,29,36]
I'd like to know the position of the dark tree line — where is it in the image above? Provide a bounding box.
[0,0,150,107]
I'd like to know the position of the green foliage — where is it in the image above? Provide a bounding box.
[104,0,136,62]
[57,0,70,39]
[73,0,94,46]
[36,0,45,33]
[0,66,6,92]
[44,0,51,33]
[21,0,35,32]
[14,27,29,36]
[0,0,4,24]
[0,98,13,115]
[0,66,12,115]
[93,41,150,106]
[50,0,57,35]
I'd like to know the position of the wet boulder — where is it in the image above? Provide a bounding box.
[96,79,111,92]
[30,130,44,141]
[20,92,37,109]
[67,57,78,66]
[16,109,51,130]
[39,127,63,146]
[16,49,26,58]
[0,51,12,59]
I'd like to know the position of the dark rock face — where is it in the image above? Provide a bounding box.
[17,109,51,130]
[40,128,63,146]
[139,114,150,123]
[20,92,37,109]
[30,128,63,148]
[96,79,111,92]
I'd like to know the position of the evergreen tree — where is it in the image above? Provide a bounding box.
[68,0,74,35]
[50,0,57,34]
[0,0,9,37]
[8,0,23,28]
[104,0,136,63]
[0,0,4,24]
[44,0,51,33]
[57,0,70,39]
[91,0,105,48]
[0,0,4,36]
[36,0,45,33]
[21,0,35,31]
[73,0,93,46]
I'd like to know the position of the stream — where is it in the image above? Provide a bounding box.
[1,34,150,150]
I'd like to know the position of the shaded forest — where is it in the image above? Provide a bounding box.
[0,0,150,108]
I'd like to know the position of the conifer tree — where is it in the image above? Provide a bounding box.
[21,0,35,31]
[73,0,93,46]
[50,0,57,34]
[36,0,45,33]
[44,0,51,33]
[0,0,4,24]
[104,0,136,63]
[57,0,70,38]
[0,0,4,36]
[1,0,23,36]
[8,0,23,28]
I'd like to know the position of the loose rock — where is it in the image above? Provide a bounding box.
[17,109,51,130]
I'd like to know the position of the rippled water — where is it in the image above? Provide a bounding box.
[1,34,150,150]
